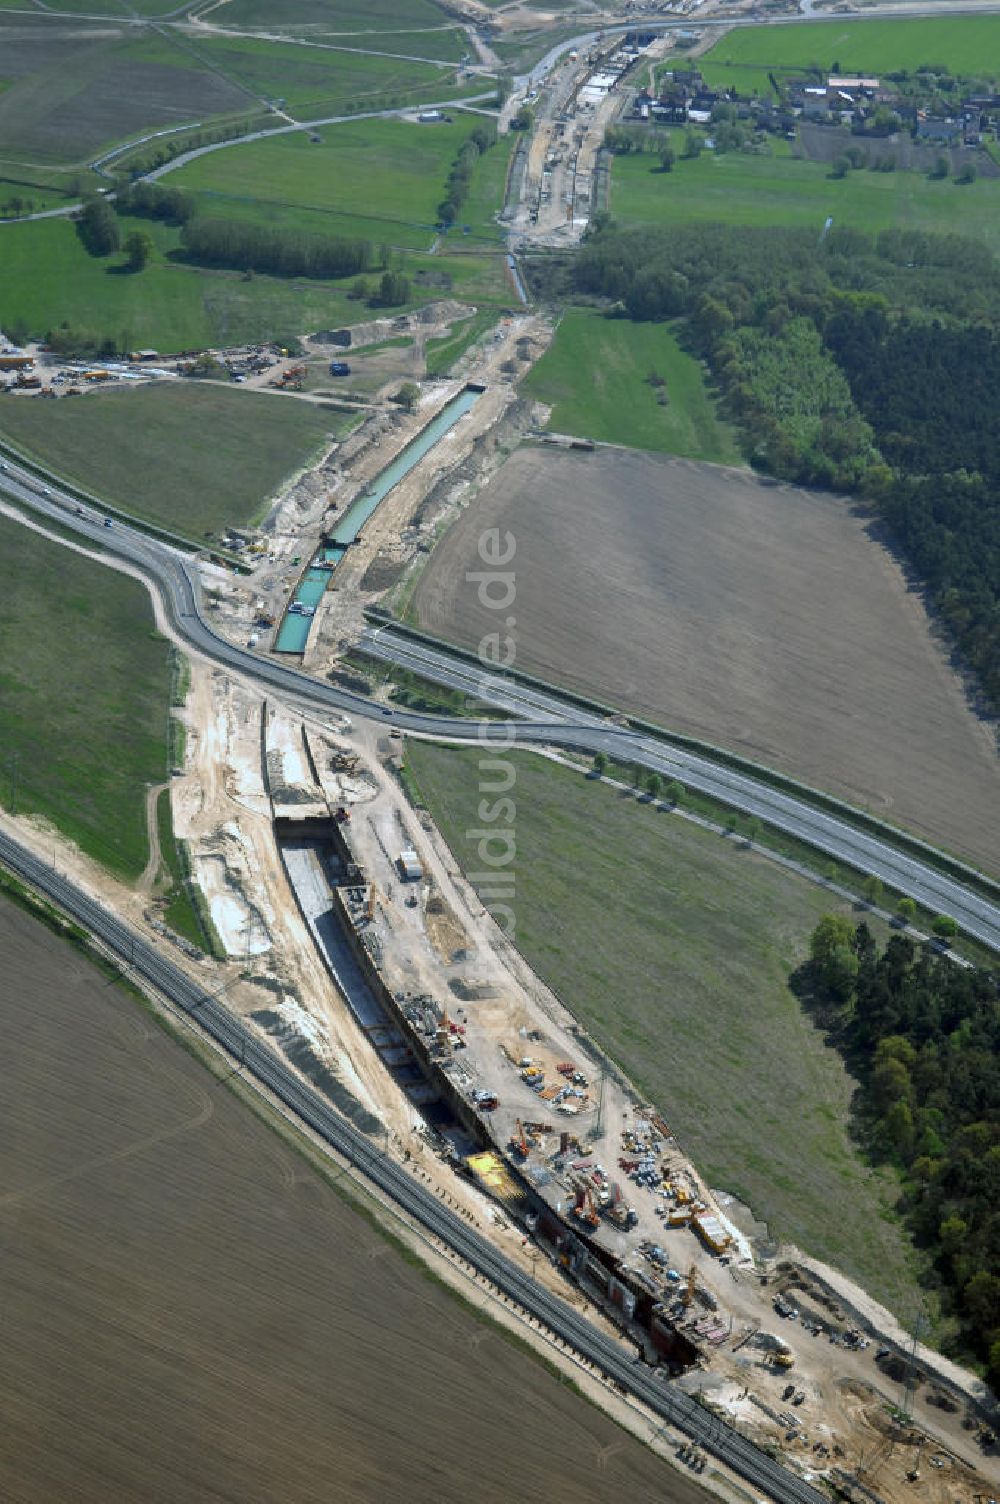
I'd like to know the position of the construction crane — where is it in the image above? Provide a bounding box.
[510,1119,529,1159]
[858,1433,895,1486]
[907,1432,927,1482]
[685,1264,697,1309]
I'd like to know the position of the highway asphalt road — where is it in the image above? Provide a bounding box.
[2,458,998,951]
[359,629,1000,948]
[0,820,831,1504]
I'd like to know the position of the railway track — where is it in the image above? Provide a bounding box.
[0,824,829,1504]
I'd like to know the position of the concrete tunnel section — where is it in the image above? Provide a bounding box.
[275,813,454,1126]
[270,804,701,1373]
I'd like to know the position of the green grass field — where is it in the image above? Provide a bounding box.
[523,308,741,462]
[171,118,508,248]
[610,146,1000,247]
[0,516,172,880]
[0,212,507,351]
[211,0,456,33]
[323,28,470,62]
[159,32,466,118]
[0,162,103,214]
[405,742,923,1317]
[699,15,1000,95]
[0,216,358,350]
[0,384,339,538]
[23,0,188,11]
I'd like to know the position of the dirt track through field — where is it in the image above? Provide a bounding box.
[411,446,999,872]
[0,895,698,1504]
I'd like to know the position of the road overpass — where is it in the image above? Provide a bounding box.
[2,460,998,950]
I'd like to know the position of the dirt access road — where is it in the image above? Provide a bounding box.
[411,444,1000,874]
[0,893,696,1504]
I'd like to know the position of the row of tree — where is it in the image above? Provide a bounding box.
[804,918,1000,1394]
[180,217,376,280]
[438,124,497,227]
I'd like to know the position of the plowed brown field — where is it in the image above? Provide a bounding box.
[0,896,689,1504]
[411,446,999,872]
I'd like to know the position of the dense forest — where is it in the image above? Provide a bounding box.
[529,222,1000,710]
[805,919,1000,1391]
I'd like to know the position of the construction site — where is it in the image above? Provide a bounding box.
[3,57,998,1493]
[4,0,1000,1493]
[0,269,984,1504]
[77,269,980,1502]
[143,616,997,1504]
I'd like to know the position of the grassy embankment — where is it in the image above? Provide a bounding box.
[172,118,510,250]
[698,15,1000,96]
[0,518,202,944]
[611,145,1000,249]
[522,308,742,462]
[0,384,338,538]
[405,740,926,1319]
[424,310,500,377]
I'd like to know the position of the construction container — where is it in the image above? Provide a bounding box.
[396,849,423,882]
[692,1213,731,1255]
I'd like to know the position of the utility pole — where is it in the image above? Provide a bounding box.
[242,910,256,978]
[899,1314,926,1425]
[589,1065,606,1141]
